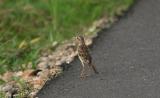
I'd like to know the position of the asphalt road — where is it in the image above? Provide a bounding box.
[37,0,160,98]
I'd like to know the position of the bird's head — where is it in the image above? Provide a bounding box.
[76,35,85,45]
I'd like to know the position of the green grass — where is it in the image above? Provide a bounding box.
[0,0,134,74]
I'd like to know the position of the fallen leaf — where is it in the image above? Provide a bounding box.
[30,37,41,44]
[2,72,14,82]
[18,40,28,49]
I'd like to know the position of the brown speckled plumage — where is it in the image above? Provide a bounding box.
[76,35,98,79]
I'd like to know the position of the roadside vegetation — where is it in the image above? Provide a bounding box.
[0,0,134,97]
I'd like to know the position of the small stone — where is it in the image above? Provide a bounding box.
[55,61,62,66]
[14,71,23,77]
[39,57,49,62]
[2,81,19,96]
[61,56,67,62]
[59,52,64,56]
[55,56,61,61]
[2,84,12,92]
[66,57,74,64]
[37,62,48,69]
[48,55,54,60]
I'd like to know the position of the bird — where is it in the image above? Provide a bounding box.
[76,35,99,79]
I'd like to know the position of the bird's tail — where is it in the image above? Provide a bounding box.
[90,64,99,74]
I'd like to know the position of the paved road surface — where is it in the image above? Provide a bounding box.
[37,0,160,98]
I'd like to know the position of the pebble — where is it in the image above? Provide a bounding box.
[37,62,48,69]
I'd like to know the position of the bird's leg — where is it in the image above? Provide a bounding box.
[80,62,85,79]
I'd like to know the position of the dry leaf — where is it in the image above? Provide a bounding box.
[2,72,14,82]
[30,37,41,44]
[18,40,28,49]
[21,70,34,80]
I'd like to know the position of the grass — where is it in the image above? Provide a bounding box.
[0,77,32,98]
[0,0,134,74]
